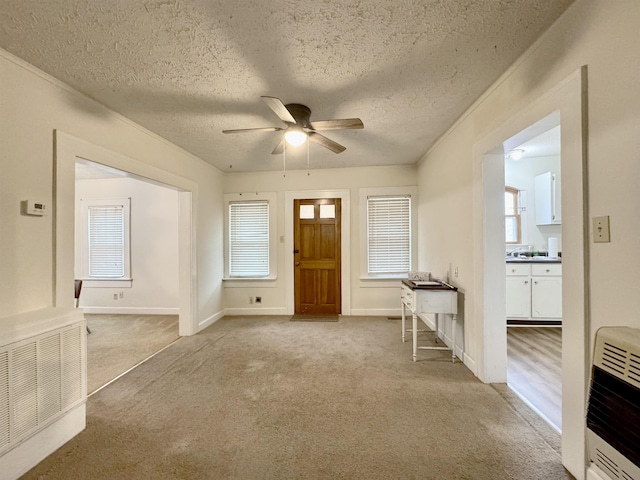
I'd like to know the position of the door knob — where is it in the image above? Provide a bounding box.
[293,249,299,254]
[295,262,300,266]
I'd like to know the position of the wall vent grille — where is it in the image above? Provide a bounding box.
[588,327,640,480]
[0,352,9,450]
[0,322,85,456]
[597,335,640,390]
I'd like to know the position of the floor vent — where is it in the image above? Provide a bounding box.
[0,322,85,456]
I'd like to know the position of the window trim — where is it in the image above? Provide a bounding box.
[505,186,522,245]
[359,186,418,284]
[79,197,132,287]
[223,192,277,283]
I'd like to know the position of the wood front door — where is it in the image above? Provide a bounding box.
[294,198,341,315]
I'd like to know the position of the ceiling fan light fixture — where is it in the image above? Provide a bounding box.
[285,129,307,146]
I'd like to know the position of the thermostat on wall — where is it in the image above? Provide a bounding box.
[23,200,47,216]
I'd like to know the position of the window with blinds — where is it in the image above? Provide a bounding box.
[229,201,269,277]
[88,205,125,277]
[367,195,411,275]
[80,198,130,280]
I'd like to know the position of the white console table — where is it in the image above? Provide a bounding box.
[400,279,459,362]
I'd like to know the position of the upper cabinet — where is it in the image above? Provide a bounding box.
[534,171,561,225]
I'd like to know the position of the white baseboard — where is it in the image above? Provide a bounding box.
[197,309,226,332]
[0,403,86,480]
[80,307,179,315]
[223,307,288,316]
[463,352,476,375]
[349,309,403,316]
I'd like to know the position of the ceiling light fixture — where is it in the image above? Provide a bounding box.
[284,129,307,146]
[506,149,524,161]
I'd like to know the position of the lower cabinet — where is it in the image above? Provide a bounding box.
[506,263,562,321]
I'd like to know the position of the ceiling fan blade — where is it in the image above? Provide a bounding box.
[222,127,283,134]
[271,137,285,155]
[261,96,296,124]
[308,132,346,154]
[310,118,364,131]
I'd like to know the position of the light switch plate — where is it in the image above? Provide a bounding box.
[593,216,610,243]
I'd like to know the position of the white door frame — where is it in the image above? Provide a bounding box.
[284,189,351,315]
[472,67,589,478]
[54,131,199,336]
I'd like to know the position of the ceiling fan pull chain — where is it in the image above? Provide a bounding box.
[283,141,286,177]
[307,138,310,176]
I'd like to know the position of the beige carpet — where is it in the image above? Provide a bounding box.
[86,314,179,394]
[23,316,573,479]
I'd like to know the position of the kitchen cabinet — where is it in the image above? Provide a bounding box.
[506,264,531,318]
[534,172,561,225]
[506,262,562,322]
[531,264,562,319]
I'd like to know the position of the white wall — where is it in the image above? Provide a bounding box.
[0,48,224,327]
[221,166,417,315]
[74,177,180,314]
[416,1,640,478]
[505,155,562,252]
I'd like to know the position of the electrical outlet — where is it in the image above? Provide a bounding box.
[119,291,124,298]
[593,216,611,243]
[249,296,254,304]
[113,293,118,300]
[255,296,262,304]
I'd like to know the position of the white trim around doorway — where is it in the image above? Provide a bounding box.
[472,67,589,478]
[54,130,199,336]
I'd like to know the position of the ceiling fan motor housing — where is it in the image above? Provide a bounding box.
[285,103,312,129]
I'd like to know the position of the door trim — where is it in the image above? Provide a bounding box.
[285,189,351,315]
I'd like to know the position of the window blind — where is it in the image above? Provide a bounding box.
[229,201,269,277]
[367,196,411,274]
[88,205,125,278]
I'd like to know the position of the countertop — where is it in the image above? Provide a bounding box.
[505,257,561,264]
[402,279,458,291]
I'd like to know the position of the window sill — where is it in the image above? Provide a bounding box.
[223,277,278,288]
[81,278,132,288]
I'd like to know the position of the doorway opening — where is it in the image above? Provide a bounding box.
[74,160,181,394]
[473,68,588,475]
[503,120,563,431]
[55,131,197,337]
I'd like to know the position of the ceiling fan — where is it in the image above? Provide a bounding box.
[222,96,364,154]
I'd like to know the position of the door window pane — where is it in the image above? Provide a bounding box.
[299,205,314,219]
[320,204,335,219]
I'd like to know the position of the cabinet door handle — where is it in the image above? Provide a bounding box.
[524,281,529,285]
[534,281,538,284]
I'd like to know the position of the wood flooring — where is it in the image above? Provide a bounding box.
[86,314,179,394]
[507,326,562,431]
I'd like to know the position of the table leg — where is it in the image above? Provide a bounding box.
[434,313,439,343]
[401,301,406,343]
[451,314,457,363]
[412,313,418,362]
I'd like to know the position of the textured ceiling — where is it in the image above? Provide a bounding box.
[0,0,574,172]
